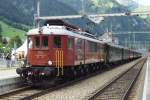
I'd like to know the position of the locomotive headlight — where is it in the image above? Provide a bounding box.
[28,72,32,75]
[48,60,52,65]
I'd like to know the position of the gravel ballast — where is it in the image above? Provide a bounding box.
[35,59,142,100]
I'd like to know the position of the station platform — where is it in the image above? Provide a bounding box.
[143,57,150,100]
[0,68,22,95]
[0,68,19,80]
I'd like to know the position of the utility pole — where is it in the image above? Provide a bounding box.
[37,0,40,28]
[133,32,135,49]
[81,0,85,15]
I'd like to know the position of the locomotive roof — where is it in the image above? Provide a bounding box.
[44,20,79,30]
[27,26,140,53]
[107,43,130,50]
[27,25,104,43]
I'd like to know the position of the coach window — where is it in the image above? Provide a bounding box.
[54,36,61,48]
[68,38,73,49]
[42,36,48,48]
[34,36,40,48]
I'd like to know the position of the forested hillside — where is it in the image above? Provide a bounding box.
[0,0,150,45]
[0,0,77,25]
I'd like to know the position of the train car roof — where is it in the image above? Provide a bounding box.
[107,43,129,50]
[107,43,142,53]
[27,25,104,44]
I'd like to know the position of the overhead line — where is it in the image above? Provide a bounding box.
[35,11,150,20]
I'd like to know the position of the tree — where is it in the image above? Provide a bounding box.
[2,38,8,45]
[0,24,2,33]
[0,24,2,42]
[8,35,22,49]
[0,42,3,52]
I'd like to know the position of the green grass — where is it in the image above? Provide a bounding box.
[0,20,26,39]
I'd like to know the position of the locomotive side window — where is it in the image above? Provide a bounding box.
[88,41,97,52]
[42,36,48,48]
[68,38,73,49]
[54,36,61,48]
[77,39,82,49]
[34,36,40,48]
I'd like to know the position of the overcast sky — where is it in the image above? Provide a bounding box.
[133,0,150,6]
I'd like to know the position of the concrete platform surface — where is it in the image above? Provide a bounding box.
[143,57,150,100]
[0,68,22,95]
[0,69,19,80]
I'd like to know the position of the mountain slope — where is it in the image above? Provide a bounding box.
[0,0,78,25]
[0,0,33,25]
[0,0,150,46]
[0,21,26,39]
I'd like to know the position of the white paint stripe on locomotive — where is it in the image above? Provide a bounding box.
[27,26,104,43]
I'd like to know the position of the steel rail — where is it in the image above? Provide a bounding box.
[88,58,146,100]
[0,59,143,100]
[0,86,31,98]
[121,59,146,100]
[0,66,106,100]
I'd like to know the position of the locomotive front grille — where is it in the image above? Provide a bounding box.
[55,50,64,76]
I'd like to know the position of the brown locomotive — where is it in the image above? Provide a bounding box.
[16,20,141,85]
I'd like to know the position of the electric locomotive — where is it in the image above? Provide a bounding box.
[16,20,141,85]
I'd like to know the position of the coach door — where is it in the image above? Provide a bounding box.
[75,38,84,65]
[67,36,74,65]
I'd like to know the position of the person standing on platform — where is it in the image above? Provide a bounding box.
[6,53,11,67]
[11,54,16,67]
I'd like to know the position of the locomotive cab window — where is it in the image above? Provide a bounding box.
[34,36,40,48]
[42,36,48,48]
[28,37,33,49]
[54,36,61,48]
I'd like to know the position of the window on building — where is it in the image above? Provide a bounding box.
[34,36,40,48]
[42,36,48,48]
[68,37,73,49]
[54,36,61,48]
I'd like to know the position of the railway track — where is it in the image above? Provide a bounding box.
[0,58,144,100]
[0,86,42,100]
[88,58,146,100]
[1,72,105,100]
[0,81,76,100]
[0,67,107,99]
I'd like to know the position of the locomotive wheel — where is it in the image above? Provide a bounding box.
[96,65,99,70]
[93,66,96,71]
[85,67,89,74]
[81,68,86,76]
[73,70,77,78]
